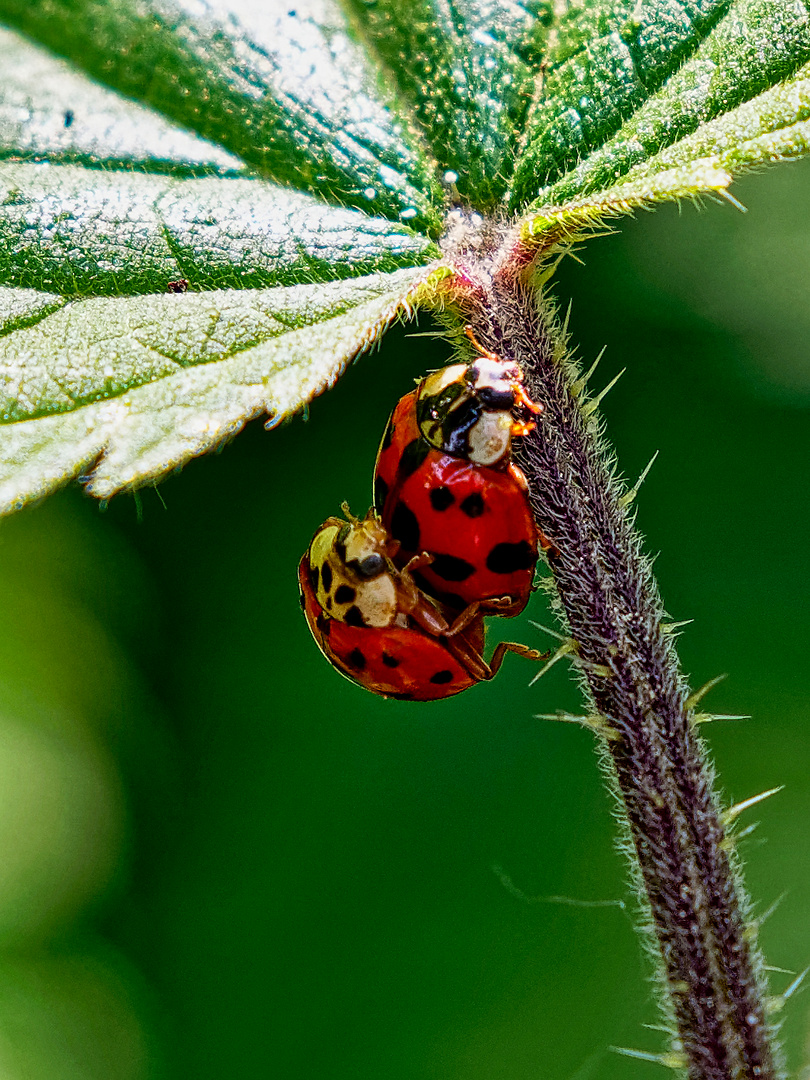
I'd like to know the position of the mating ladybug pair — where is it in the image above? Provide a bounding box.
[298,330,550,701]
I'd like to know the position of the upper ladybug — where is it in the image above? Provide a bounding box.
[373,331,547,618]
[415,338,539,466]
[298,506,545,701]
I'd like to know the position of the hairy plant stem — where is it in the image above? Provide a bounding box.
[443,237,780,1080]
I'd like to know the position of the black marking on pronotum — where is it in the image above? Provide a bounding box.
[335,524,351,552]
[429,486,455,511]
[334,585,356,604]
[430,553,476,582]
[460,492,485,518]
[382,653,400,668]
[486,541,536,574]
[308,563,319,592]
[438,401,479,458]
[321,561,333,593]
[429,669,454,684]
[477,384,514,410]
[344,606,365,628]
[347,648,366,670]
[391,501,420,551]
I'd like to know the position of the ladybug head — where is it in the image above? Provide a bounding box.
[469,357,524,411]
[415,361,518,467]
[306,509,402,630]
[337,505,400,573]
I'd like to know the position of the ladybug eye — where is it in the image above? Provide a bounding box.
[357,554,385,578]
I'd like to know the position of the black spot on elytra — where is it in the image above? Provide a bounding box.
[430,553,476,582]
[486,541,536,574]
[321,561,333,593]
[429,486,455,511]
[428,587,466,610]
[411,571,465,612]
[429,669,454,684]
[460,492,485,518]
[374,475,389,511]
[399,438,429,479]
[380,416,394,452]
[382,652,400,668]
[316,614,331,637]
[334,584,356,604]
[347,648,366,670]
[390,691,414,700]
[391,501,420,550]
[344,605,365,627]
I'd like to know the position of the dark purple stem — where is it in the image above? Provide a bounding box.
[445,251,779,1080]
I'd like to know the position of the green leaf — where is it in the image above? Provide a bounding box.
[0,268,434,511]
[0,163,436,296]
[0,1,441,229]
[0,27,244,173]
[2,0,810,513]
[342,0,550,204]
[516,0,810,222]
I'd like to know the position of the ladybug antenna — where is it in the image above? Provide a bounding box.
[464,324,501,364]
[340,501,360,525]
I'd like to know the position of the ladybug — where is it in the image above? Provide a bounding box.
[298,506,546,701]
[415,329,541,464]
[374,329,547,618]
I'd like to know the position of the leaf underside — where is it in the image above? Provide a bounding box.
[0,0,809,512]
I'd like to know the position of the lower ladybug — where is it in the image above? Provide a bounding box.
[374,330,548,617]
[298,507,546,701]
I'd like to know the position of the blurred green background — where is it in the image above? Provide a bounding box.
[0,159,808,1080]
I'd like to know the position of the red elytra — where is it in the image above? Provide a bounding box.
[374,389,539,617]
[298,507,548,701]
[298,556,484,700]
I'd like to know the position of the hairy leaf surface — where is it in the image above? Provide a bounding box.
[0,269,428,511]
[1,0,809,511]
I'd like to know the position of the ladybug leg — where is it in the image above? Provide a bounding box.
[464,324,500,363]
[480,595,526,618]
[406,595,484,641]
[442,633,492,683]
[401,551,434,575]
[538,529,561,558]
[339,501,361,525]
[395,552,450,636]
[486,641,550,678]
[443,637,549,684]
[511,418,537,438]
[483,595,513,611]
[513,383,543,416]
[395,553,467,640]
[444,601,482,637]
